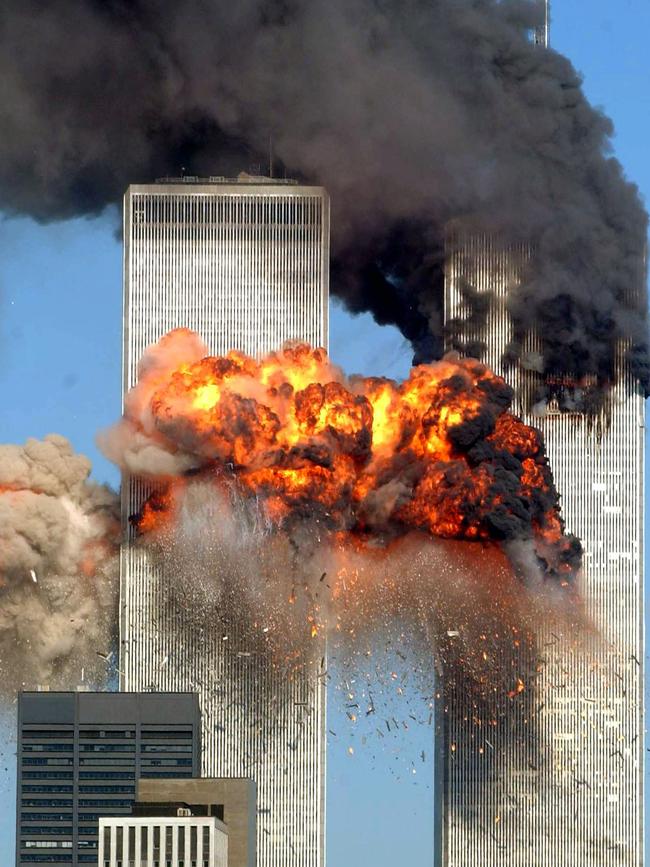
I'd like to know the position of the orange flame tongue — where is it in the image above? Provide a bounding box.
[129,329,580,580]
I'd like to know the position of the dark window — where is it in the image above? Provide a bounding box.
[21,814,73,822]
[23,759,74,766]
[23,731,73,739]
[23,772,74,780]
[79,730,134,739]
[141,744,192,753]
[77,799,133,807]
[78,786,134,794]
[23,745,74,752]
[79,744,135,752]
[19,858,73,864]
[141,730,193,739]
[22,786,74,794]
[141,759,192,766]
[140,771,192,778]
[79,772,134,780]
[79,758,133,766]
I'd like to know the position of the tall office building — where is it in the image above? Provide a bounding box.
[121,176,329,866]
[437,224,644,864]
[15,691,200,866]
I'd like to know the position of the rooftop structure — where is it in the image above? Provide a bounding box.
[137,778,256,867]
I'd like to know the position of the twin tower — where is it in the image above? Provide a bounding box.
[121,176,643,866]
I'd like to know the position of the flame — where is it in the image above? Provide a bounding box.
[507,677,526,699]
[124,329,579,580]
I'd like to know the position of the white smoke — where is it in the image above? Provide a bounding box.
[0,435,120,693]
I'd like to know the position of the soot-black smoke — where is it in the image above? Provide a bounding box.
[1,0,647,387]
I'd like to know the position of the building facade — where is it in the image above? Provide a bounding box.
[121,177,329,866]
[98,813,228,867]
[136,778,257,867]
[15,691,200,866]
[438,225,644,865]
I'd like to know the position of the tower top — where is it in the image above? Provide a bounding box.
[533,0,550,48]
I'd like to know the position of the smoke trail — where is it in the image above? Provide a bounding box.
[0,435,120,693]
[0,0,646,386]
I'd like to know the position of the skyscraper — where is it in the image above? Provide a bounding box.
[15,691,200,866]
[121,176,330,867]
[438,224,644,864]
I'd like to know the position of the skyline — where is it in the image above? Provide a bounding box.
[1,2,649,865]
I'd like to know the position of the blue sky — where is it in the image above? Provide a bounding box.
[1,1,649,862]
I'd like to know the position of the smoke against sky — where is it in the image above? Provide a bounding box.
[0,435,119,693]
[0,0,647,387]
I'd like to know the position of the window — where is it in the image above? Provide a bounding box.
[141,730,193,739]
[22,786,74,794]
[23,841,73,848]
[23,759,73,766]
[79,744,135,752]
[19,856,73,863]
[79,730,133,739]
[78,786,134,794]
[21,814,72,822]
[23,730,73,739]
[141,758,192,766]
[78,799,132,807]
[79,772,134,780]
[22,800,73,807]
[80,757,133,766]
[23,744,73,752]
[140,771,192,779]
[23,772,73,780]
[141,744,193,752]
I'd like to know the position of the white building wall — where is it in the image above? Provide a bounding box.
[98,815,227,867]
[440,226,644,865]
[120,180,329,867]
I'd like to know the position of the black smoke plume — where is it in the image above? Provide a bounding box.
[1,0,647,386]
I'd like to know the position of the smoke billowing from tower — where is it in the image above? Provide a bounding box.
[0,0,647,386]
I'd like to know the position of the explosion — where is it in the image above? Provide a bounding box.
[97,327,589,721]
[104,328,581,582]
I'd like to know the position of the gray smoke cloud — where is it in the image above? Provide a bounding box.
[0,0,647,389]
[0,435,120,693]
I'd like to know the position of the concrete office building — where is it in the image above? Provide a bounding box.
[437,223,644,864]
[15,691,200,866]
[121,176,329,866]
[98,811,228,867]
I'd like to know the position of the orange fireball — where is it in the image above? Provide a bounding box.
[122,329,580,581]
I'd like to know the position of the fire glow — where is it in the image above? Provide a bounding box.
[111,328,580,582]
